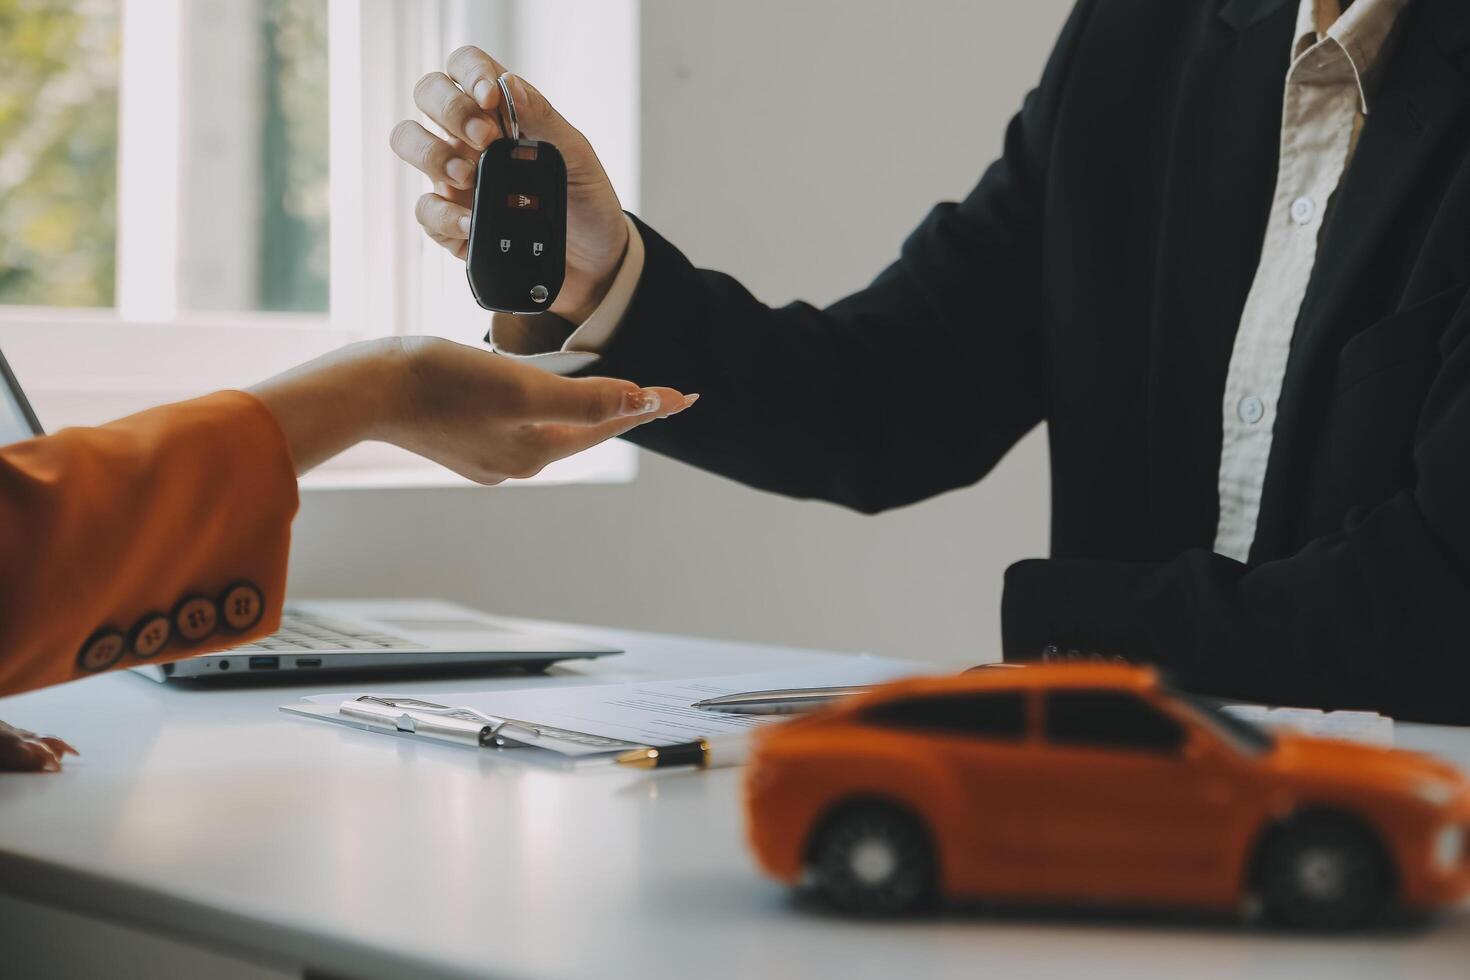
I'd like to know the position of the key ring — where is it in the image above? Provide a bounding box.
[496,71,520,142]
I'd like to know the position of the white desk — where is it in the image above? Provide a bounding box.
[1,618,1467,980]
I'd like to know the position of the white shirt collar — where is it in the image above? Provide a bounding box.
[1292,0,1409,113]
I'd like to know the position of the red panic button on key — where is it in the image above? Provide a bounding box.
[506,193,540,210]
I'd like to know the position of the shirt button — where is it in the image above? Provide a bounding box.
[1238,395,1265,424]
[1290,196,1316,225]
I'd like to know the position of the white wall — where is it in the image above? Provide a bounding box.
[288,0,1072,668]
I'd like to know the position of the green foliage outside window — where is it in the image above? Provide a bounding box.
[259,0,329,313]
[0,0,120,308]
[0,0,328,313]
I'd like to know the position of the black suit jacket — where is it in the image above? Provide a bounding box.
[587,0,1470,722]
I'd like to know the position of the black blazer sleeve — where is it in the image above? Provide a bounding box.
[1004,288,1470,724]
[591,0,1099,513]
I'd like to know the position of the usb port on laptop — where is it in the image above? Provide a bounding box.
[294,658,322,668]
[247,656,280,670]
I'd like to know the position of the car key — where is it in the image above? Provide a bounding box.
[465,73,567,314]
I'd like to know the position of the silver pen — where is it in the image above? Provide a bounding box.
[341,696,543,747]
[690,665,1021,713]
[690,685,874,714]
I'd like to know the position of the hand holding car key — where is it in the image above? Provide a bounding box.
[465,72,567,313]
[390,48,632,326]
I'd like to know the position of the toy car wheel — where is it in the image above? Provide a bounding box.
[810,804,934,915]
[1256,814,1393,930]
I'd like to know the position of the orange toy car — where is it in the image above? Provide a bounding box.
[743,664,1470,928]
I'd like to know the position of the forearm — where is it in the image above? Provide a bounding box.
[0,393,297,696]
[1002,495,1470,723]
[0,336,687,701]
[1003,285,1470,723]
[589,220,896,509]
[589,211,1045,513]
[247,338,404,475]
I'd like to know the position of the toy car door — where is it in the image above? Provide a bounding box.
[1027,689,1240,906]
[861,688,1045,897]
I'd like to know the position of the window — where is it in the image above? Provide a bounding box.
[0,0,639,488]
[1,0,327,315]
[1043,690,1184,753]
[863,691,1027,740]
[0,0,120,308]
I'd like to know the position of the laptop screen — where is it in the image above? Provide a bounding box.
[0,349,43,445]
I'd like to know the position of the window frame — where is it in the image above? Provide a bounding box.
[0,0,641,489]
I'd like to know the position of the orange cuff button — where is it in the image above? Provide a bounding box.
[173,595,219,643]
[77,629,127,672]
[129,613,172,659]
[219,582,265,632]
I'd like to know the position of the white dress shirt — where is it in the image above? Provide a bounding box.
[1213,0,1405,561]
[490,0,1409,566]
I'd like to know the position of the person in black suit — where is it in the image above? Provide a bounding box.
[392,0,1470,723]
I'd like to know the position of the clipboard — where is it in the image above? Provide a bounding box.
[280,656,929,769]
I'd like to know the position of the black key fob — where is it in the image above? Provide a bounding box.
[465,138,567,314]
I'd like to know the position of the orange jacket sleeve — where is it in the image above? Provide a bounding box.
[0,390,299,697]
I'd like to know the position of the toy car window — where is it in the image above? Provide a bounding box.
[861,691,1026,739]
[1043,690,1184,753]
[1170,689,1275,755]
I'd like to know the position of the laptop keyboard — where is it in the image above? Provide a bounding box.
[232,610,428,653]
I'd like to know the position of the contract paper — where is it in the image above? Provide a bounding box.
[302,655,926,751]
[1223,705,1394,746]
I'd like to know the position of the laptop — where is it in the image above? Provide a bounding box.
[0,347,620,680]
